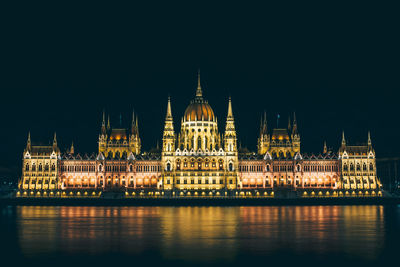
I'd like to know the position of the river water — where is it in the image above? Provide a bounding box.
[1,205,399,266]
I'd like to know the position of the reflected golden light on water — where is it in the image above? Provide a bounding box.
[16,205,386,262]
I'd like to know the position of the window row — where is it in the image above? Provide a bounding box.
[25,163,56,172]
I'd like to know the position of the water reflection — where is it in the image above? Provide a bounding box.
[3,205,397,265]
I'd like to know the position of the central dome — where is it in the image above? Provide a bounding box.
[184,100,215,121]
[183,70,215,122]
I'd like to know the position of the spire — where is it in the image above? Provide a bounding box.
[53,132,57,148]
[131,110,136,134]
[107,115,111,130]
[292,112,298,135]
[341,131,346,146]
[166,96,172,119]
[70,141,74,154]
[227,96,233,118]
[163,97,174,132]
[368,131,372,146]
[323,141,327,154]
[195,69,203,98]
[135,115,139,136]
[162,96,175,153]
[263,111,268,135]
[225,97,236,137]
[288,115,291,131]
[101,110,106,134]
[26,132,31,150]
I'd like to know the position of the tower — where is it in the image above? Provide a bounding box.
[224,97,237,153]
[162,97,176,176]
[162,96,176,154]
[257,112,270,154]
[291,112,300,153]
[98,111,108,153]
[224,97,238,189]
[129,110,141,155]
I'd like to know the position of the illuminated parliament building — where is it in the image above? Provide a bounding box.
[18,73,382,198]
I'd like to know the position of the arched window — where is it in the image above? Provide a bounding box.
[38,164,42,171]
[228,162,233,171]
[191,137,194,149]
[205,137,208,150]
[25,164,29,171]
[98,164,102,172]
[51,164,55,171]
[129,165,133,172]
[343,164,348,171]
[266,165,270,172]
[363,163,367,171]
[166,163,171,171]
[369,163,374,171]
[296,164,301,172]
[356,164,360,171]
[32,164,36,171]
[44,164,49,171]
[197,137,202,150]
[350,163,354,171]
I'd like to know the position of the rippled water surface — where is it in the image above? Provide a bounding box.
[1,205,399,266]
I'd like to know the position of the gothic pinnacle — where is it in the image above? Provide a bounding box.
[227,97,233,118]
[196,69,202,98]
[166,96,172,119]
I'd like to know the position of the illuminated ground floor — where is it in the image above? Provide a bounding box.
[16,188,383,198]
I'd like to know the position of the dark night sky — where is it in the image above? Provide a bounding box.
[0,2,399,180]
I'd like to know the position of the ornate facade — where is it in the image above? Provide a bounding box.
[17,73,382,198]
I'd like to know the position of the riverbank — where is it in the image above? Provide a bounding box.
[1,196,400,206]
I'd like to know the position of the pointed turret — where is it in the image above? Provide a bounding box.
[162,96,175,153]
[291,112,301,154]
[224,97,237,153]
[195,69,203,99]
[288,115,291,131]
[341,131,346,147]
[128,111,141,155]
[135,115,139,135]
[70,141,74,155]
[166,96,173,119]
[368,131,372,146]
[258,111,269,155]
[26,132,31,151]
[263,111,268,134]
[107,115,111,130]
[292,112,298,135]
[131,109,136,135]
[101,110,106,135]
[53,132,57,148]
[227,96,233,119]
[323,141,327,154]
[259,115,263,136]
